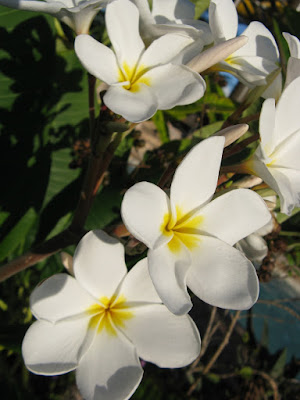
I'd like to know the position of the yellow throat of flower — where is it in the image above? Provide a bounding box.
[118,62,151,92]
[161,205,204,253]
[86,294,134,336]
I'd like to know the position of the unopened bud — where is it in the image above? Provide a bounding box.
[213,123,249,147]
[187,36,248,73]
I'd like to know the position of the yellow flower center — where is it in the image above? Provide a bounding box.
[161,205,204,253]
[118,62,151,92]
[86,294,134,336]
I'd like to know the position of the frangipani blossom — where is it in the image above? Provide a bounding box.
[75,0,205,123]
[208,0,281,99]
[243,77,300,215]
[22,230,200,400]
[0,0,108,34]
[121,136,271,315]
[130,0,212,46]
[283,32,300,88]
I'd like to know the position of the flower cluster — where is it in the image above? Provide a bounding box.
[1,0,298,399]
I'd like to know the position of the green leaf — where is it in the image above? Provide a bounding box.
[85,187,122,230]
[0,208,37,261]
[194,121,223,139]
[191,0,210,19]
[152,110,169,143]
[270,348,287,379]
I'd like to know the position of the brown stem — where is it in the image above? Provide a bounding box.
[0,228,82,282]
[88,73,96,138]
[237,112,260,125]
[221,102,249,129]
[223,133,259,160]
[252,370,281,400]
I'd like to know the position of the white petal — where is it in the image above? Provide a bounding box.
[270,168,300,215]
[75,35,119,84]
[170,136,225,215]
[262,73,282,100]
[250,155,282,197]
[187,236,259,310]
[228,56,278,84]
[30,273,95,323]
[209,0,238,42]
[104,85,158,123]
[237,234,268,265]
[120,258,162,304]
[145,64,205,110]
[124,304,200,367]
[140,33,194,68]
[283,32,300,58]
[259,98,276,156]
[271,129,300,170]
[76,331,143,400]
[285,57,300,88]
[148,243,192,315]
[233,21,279,61]
[200,189,271,246]
[74,230,127,299]
[106,0,144,68]
[274,76,300,145]
[121,181,171,249]
[152,0,195,20]
[0,0,62,14]
[22,318,91,375]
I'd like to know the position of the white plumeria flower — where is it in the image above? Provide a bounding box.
[243,77,300,215]
[121,136,271,315]
[208,0,281,99]
[22,230,200,400]
[130,0,212,46]
[283,32,300,88]
[0,0,108,34]
[75,0,205,123]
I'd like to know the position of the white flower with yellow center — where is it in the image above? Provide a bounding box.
[243,77,300,215]
[121,136,271,316]
[74,0,206,123]
[22,230,200,400]
[0,0,108,34]
[208,0,281,99]
[130,0,212,46]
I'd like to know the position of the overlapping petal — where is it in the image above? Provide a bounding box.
[170,136,225,214]
[187,236,259,310]
[74,230,127,299]
[270,168,300,215]
[22,318,91,375]
[104,85,158,123]
[274,77,300,145]
[76,331,143,400]
[148,243,192,315]
[199,189,271,246]
[121,181,171,249]
[152,0,195,21]
[209,0,237,42]
[106,0,144,68]
[139,33,194,68]
[271,128,300,170]
[30,273,95,323]
[124,304,200,367]
[119,258,162,304]
[75,35,119,84]
[259,98,276,156]
[145,64,205,110]
[233,22,279,61]
[283,32,300,58]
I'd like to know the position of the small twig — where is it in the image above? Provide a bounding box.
[252,369,281,400]
[258,299,300,321]
[187,310,241,396]
[237,112,260,125]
